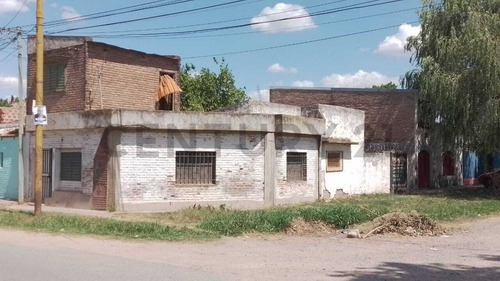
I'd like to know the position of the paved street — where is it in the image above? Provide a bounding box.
[0,217,499,281]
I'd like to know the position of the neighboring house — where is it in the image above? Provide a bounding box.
[0,104,20,200]
[270,87,464,191]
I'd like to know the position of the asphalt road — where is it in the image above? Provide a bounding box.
[1,217,499,281]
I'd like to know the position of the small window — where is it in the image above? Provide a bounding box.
[60,152,82,181]
[327,152,343,172]
[287,152,307,181]
[44,63,66,93]
[176,151,216,184]
[0,152,3,168]
[442,152,454,176]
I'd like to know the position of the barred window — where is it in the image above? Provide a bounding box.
[44,63,66,93]
[287,152,307,181]
[327,152,343,172]
[176,151,216,184]
[60,152,82,181]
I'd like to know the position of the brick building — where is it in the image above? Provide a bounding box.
[26,36,182,114]
[270,87,463,192]
[24,37,352,212]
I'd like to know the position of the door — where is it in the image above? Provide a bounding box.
[391,153,407,193]
[42,149,53,198]
[418,150,430,188]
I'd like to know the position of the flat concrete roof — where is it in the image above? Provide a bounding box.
[25,110,325,136]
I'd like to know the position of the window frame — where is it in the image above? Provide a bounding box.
[44,63,67,94]
[286,152,307,182]
[0,152,3,168]
[327,151,343,172]
[60,151,82,182]
[175,151,216,185]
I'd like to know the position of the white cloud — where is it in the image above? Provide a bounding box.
[375,24,420,57]
[61,6,83,22]
[0,0,34,14]
[321,70,398,88]
[291,80,314,87]
[50,2,58,8]
[251,3,316,33]
[0,76,18,91]
[268,63,297,74]
[246,89,270,101]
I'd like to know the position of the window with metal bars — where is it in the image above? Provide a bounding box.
[287,152,307,181]
[176,151,216,184]
[44,63,66,93]
[60,152,82,181]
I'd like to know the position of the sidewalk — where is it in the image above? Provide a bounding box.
[1,202,113,218]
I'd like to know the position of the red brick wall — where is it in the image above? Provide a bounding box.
[85,42,180,111]
[270,89,417,143]
[0,103,19,124]
[27,45,87,114]
[27,41,181,114]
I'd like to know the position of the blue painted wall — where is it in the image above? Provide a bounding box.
[463,151,479,179]
[494,152,500,170]
[0,137,18,200]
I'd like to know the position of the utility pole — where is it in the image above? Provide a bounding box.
[34,0,44,216]
[16,30,25,204]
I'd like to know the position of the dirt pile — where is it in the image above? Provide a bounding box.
[363,212,445,237]
[285,218,335,236]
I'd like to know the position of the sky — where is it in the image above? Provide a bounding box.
[0,0,422,101]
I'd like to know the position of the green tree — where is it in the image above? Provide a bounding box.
[372,82,397,89]
[404,0,500,153]
[180,58,247,111]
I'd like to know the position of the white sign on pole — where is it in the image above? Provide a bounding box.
[33,105,48,126]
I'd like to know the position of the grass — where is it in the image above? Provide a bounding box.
[1,188,499,240]
[0,210,219,241]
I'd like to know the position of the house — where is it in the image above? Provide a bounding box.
[0,103,20,201]
[270,87,464,191]
[24,37,341,211]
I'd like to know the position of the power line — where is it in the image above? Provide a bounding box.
[48,0,260,34]
[81,0,353,35]
[81,0,404,38]
[184,21,419,59]
[45,0,196,27]
[94,6,419,40]
[2,0,28,28]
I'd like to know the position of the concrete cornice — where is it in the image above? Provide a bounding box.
[25,110,325,136]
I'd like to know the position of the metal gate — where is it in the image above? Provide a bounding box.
[391,153,407,193]
[42,149,53,198]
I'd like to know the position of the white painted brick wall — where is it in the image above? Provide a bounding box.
[119,131,265,203]
[28,129,104,195]
[363,152,391,194]
[275,135,318,200]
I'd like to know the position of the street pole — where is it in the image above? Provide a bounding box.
[16,30,25,204]
[34,0,44,216]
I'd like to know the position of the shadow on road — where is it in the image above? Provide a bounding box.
[330,255,500,280]
[409,186,500,201]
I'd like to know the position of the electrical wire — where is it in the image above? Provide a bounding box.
[81,0,353,35]
[47,0,261,34]
[94,7,419,40]
[78,0,404,38]
[1,0,28,28]
[184,21,419,59]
